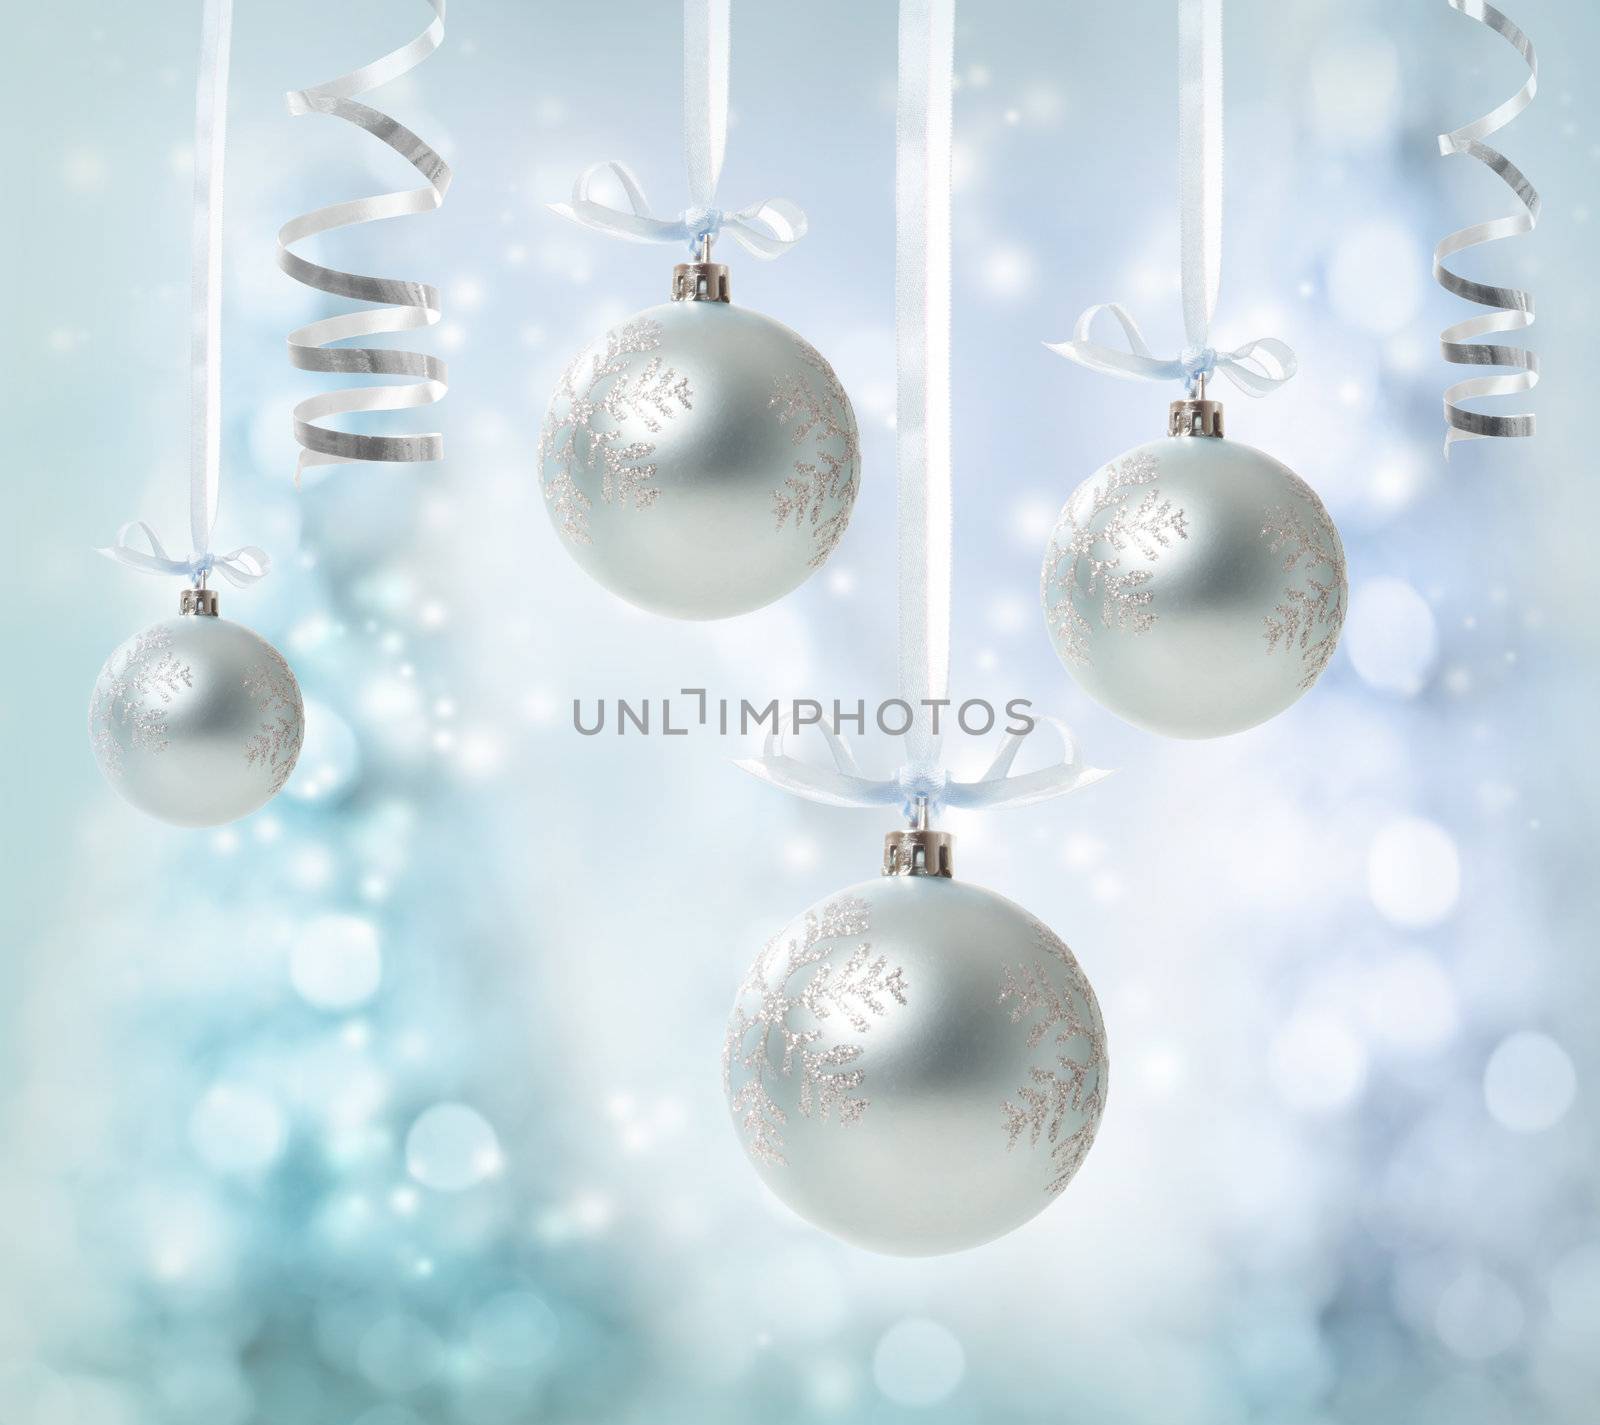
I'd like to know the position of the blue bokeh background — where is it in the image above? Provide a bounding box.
[3,1,1597,1421]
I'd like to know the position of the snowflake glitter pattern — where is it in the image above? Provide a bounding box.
[242,645,305,794]
[998,925,1107,1196]
[1262,475,1347,689]
[538,319,693,545]
[1041,451,1189,667]
[89,626,193,777]
[724,895,909,1168]
[769,341,861,569]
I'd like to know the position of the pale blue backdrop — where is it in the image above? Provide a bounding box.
[2,2,1597,1422]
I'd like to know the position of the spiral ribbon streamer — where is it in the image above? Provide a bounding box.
[549,0,807,258]
[279,0,452,481]
[1435,0,1539,452]
[737,0,1105,819]
[99,0,270,587]
[1046,0,1296,399]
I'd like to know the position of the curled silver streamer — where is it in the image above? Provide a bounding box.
[279,0,452,479]
[1435,0,1539,451]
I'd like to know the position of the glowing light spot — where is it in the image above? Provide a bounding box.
[405,1103,503,1192]
[1367,818,1460,928]
[1345,578,1439,697]
[189,1084,288,1174]
[290,915,382,1011]
[873,1319,965,1408]
[1270,1010,1367,1112]
[1435,1266,1524,1359]
[1484,1031,1576,1132]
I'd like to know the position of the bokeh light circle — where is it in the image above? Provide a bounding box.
[1270,1010,1368,1113]
[872,1318,966,1408]
[1345,578,1439,697]
[285,698,363,804]
[290,915,383,1010]
[1328,219,1424,335]
[467,1291,560,1369]
[1435,1266,1524,1360]
[189,1083,289,1174]
[1484,1031,1576,1132]
[1309,31,1401,149]
[1367,818,1461,928]
[406,1103,503,1191]
[357,1314,444,1394]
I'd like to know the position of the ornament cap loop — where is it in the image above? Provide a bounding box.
[1168,394,1225,438]
[180,585,220,617]
[882,826,954,878]
[671,258,731,303]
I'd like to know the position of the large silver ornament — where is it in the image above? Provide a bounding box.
[89,592,304,827]
[539,261,860,620]
[1041,399,1347,739]
[723,828,1107,1256]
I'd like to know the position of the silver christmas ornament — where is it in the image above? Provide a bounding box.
[723,823,1108,1256]
[539,253,860,619]
[1041,391,1347,739]
[89,586,305,827]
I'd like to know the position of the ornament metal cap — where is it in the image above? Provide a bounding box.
[179,584,219,616]
[1168,373,1224,438]
[672,234,731,303]
[883,802,954,878]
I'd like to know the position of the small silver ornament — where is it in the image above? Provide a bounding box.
[1041,392,1347,739]
[539,254,860,619]
[89,586,305,827]
[723,824,1108,1256]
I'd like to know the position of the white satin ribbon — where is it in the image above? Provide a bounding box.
[1047,0,1295,398]
[549,0,807,259]
[1435,0,1539,452]
[279,0,451,480]
[895,0,954,786]
[736,717,1109,815]
[737,0,1105,820]
[101,0,265,586]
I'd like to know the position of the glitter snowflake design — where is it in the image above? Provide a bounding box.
[538,319,693,545]
[89,626,193,778]
[769,340,860,569]
[1041,451,1190,667]
[998,925,1107,1196]
[242,644,304,794]
[1262,475,1347,690]
[724,895,909,1168]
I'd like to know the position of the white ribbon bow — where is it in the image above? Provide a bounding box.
[1047,302,1297,396]
[550,160,806,258]
[99,521,269,588]
[736,717,1109,816]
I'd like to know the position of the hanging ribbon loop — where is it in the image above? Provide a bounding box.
[736,0,1107,823]
[1434,0,1539,453]
[1046,0,1296,400]
[550,0,807,259]
[99,0,272,586]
